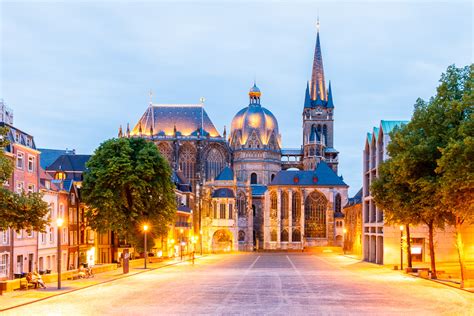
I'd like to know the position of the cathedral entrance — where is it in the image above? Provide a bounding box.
[212,229,233,253]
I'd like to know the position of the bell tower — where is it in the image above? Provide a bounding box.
[302,20,338,171]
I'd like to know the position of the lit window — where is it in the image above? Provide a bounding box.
[49,228,54,243]
[220,203,226,219]
[16,152,24,169]
[28,156,35,172]
[54,172,66,180]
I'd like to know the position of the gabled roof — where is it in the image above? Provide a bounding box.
[39,148,74,169]
[46,154,91,172]
[270,161,347,187]
[211,188,235,198]
[215,167,234,181]
[380,120,409,134]
[344,188,363,208]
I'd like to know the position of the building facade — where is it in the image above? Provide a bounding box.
[123,24,349,252]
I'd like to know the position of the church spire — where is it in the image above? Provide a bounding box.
[327,80,334,108]
[310,19,326,101]
[304,81,311,108]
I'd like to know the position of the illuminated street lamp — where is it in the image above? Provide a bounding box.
[400,225,404,271]
[56,217,64,290]
[143,224,149,269]
[343,228,347,255]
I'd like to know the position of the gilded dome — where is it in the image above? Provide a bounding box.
[230,84,280,147]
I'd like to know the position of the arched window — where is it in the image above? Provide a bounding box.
[238,230,245,242]
[205,147,225,180]
[281,229,289,242]
[179,143,196,181]
[271,174,276,181]
[252,204,256,217]
[323,125,328,144]
[247,131,260,149]
[270,192,277,219]
[335,193,341,213]
[292,191,301,225]
[250,173,258,184]
[304,191,327,238]
[281,191,288,220]
[237,192,246,217]
[157,142,173,166]
[317,125,322,140]
[270,230,277,242]
[292,229,301,242]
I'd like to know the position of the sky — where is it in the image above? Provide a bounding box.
[1,0,472,196]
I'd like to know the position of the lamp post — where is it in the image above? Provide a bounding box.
[143,224,149,269]
[180,228,184,261]
[400,225,404,271]
[56,218,64,290]
[343,228,347,255]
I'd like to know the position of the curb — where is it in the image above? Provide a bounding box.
[0,255,207,312]
[405,273,474,294]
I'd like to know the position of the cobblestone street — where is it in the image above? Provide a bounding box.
[2,253,473,315]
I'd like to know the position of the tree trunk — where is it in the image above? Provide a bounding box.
[427,221,437,279]
[455,216,467,288]
[406,224,412,268]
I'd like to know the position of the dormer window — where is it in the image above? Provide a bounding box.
[54,171,66,180]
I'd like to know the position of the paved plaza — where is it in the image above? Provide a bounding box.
[3,253,473,315]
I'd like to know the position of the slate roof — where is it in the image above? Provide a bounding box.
[177,205,192,213]
[47,154,91,172]
[131,104,220,138]
[269,161,347,187]
[344,188,363,208]
[172,170,191,192]
[325,147,338,153]
[0,122,36,152]
[39,148,74,169]
[215,167,234,181]
[211,188,235,198]
[281,148,302,155]
[251,185,268,197]
[380,120,409,134]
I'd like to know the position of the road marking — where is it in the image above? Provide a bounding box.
[215,255,260,313]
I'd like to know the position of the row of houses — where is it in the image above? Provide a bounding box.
[0,102,194,281]
[342,120,474,266]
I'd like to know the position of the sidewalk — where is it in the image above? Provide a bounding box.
[0,255,204,312]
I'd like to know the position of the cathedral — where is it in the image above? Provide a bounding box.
[122,24,348,252]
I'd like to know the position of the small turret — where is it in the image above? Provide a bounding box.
[327,81,334,108]
[126,123,130,138]
[118,125,123,138]
[304,82,312,108]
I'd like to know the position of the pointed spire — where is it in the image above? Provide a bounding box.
[304,81,312,108]
[223,125,227,139]
[118,125,123,138]
[138,122,142,135]
[311,19,326,101]
[327,80,334,108]
[173,124,177,137]
[126,123,130,138]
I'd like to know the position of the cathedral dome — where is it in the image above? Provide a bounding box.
[230,84,280,147]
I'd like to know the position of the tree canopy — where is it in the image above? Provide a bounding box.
[82,137,176,239]
[0,127,49,231]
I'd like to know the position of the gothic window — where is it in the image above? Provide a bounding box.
[237,192,246,217]
[292,191,301,225]
[323,125,328,144]
[270,230,277,242]
[335,193,341,213]
[228,204,233,219]
[292,229,301,242]
[309,147,315,156]
[179,143,196,182]
[270,192,277,219]
[238,230,245,242]
[281,229,289,242]
[304,191,327,238]
[281,191,288,220]
[220,203,226,219]
[271,174,275,181]
[213,202,217,219]
[317,125,322,139]
[252,204,256,217]
[247,132,260,149]
[250,173,258,184]
[157,142,173,166]
[205,147,225,180]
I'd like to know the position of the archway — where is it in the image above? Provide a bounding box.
[212,229,233,253]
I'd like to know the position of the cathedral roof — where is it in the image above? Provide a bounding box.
[269,161,347,187]
[215,167,234,181]
[251,185,268,197]
[212,188,235,198]
[131,104,220,138]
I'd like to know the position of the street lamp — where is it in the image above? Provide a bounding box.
[56,217,64,290]
[400,225,404,271]
[143,224,149,269]
[343,228,347,255]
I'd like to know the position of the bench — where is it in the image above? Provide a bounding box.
[20,277,39,290]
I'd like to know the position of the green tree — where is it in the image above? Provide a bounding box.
[435,65,473,287]
[82,137,176,247]
[0,127,49,231]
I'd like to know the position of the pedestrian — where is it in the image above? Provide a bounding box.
[32,270,47,289]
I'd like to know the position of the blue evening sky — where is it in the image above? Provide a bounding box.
[1,1,472,195]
